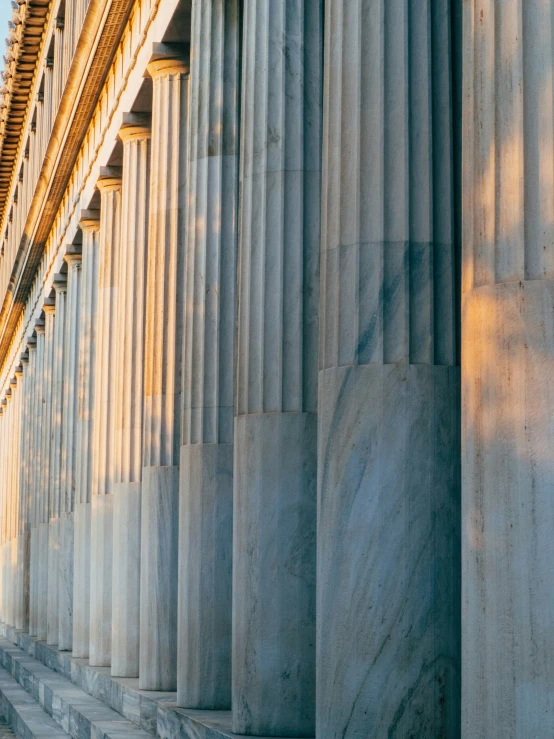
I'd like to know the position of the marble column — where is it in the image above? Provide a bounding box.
[90,169,121,667]
[73,211,100,659]
[232,2,321,735]
[38,303,55,643]
[16,351,30,632]
[52,18,64,124]
[59,246,82,651]
[47,273,67,645]
[140,44,189,691]
[26,334,38,637]
[111,116,150,678]
[177,0,239,710]
[462,2,554,735]
[317,2,460,737]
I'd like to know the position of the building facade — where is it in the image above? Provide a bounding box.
[0,1,550,738]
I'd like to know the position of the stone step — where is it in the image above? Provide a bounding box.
[0,664,68,739]
[0,639,151,739]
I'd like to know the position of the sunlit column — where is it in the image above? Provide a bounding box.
[463,2,554,736]
[16,349,30,632]
[52,18,64,124]
[46,274,67,645]
[317,2,461,737]
[112,117,150,678]
[232,2,321,735]
[140,44,189,691]
[29,318,45,638]
[62,0,75,83]
[59,245,82,651]
[177,0,239,710]
[90,170,121,667]
[73,211,100,658]
[26,335,38,636]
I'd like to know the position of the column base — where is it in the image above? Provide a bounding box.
[16,530,30,632]
[139,464,179,691]
[177,442,233,709]
[47,519,60,645]
[463,280,554,738]
[90,494,113,666]
[233,412,316,737]
[37,522,49,641]
[73,501,91,658]
[58,511,74,651]
[317,364,461,739]
[112,481,141,677]
[29,526,38,637]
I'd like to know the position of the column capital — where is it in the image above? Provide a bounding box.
[20,351,29,364]
[43,297,56,315]
[64,244,82,264]
[10,377,17,387]
[53,272,68,293]
[118,112,151,143]
[97,166,122,193]
[1,398,6,407]
[79,209,101,232]
[14,366,22,378]
[146,43,190,79]
[26,336,37,351]
[34,318,45,334]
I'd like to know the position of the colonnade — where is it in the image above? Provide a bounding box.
[0,0,553,737]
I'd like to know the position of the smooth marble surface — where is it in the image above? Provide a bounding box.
[72,502,90,659]
[37,523,49,641]
[28,528,38,637]
[58,512,73,651]
[111,482,141,678]
[89,495,113,667]
[178,444,233,709]
[46,519,60,645]
[139,465,179,691]
[317,364,460,738]
[463,281,554,738]
[233,413,317,737]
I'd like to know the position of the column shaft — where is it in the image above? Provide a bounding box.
[463,2,554,735]
[317,2,460,737]
[73,215,100,658]
[59,249,82,650]
[112,120,150,677]
[140,47,189,691]
[90,176,121,667]
[177,0,239,710]
[233,2,322,735]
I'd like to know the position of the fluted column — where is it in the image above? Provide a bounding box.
[59,246,82,651]
[90,170,121,667]
[140,45,189,691]
[12,370,23,629]
[233,3,321,735]
[26,335,38,636]
[177,0,239,710]
[463,3,554,736]
[111,117,150,678]
[16,351,30,632]
[30,319,45,638]
[52,19,64,124]
[73,211,100,658]
[47,274,67,645]
[317,3,460,737]
[62,0,75,83]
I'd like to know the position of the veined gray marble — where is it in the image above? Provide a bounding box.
[58,511,74,651]
[317,1,460,737]
[46,518,60,645]
[90,494,113,666]
[72,501,91,658]
[232,0,322,734]
[177,0,239,711]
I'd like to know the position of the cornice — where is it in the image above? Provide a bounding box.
[0,0,136,370]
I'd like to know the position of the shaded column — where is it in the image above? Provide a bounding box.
[59,246,82,651]
[52,18,64,124]
[317,2,460,737]
[232,2,322,735]
[26,334,38,637]
[140,44,189,691]
[73,211,100,658]
[462,2,554,736]
[177,0,239,710]
[47,273,67,645]
[38,304,54,642]
[90,169,121,667]
[112,116,150,678]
